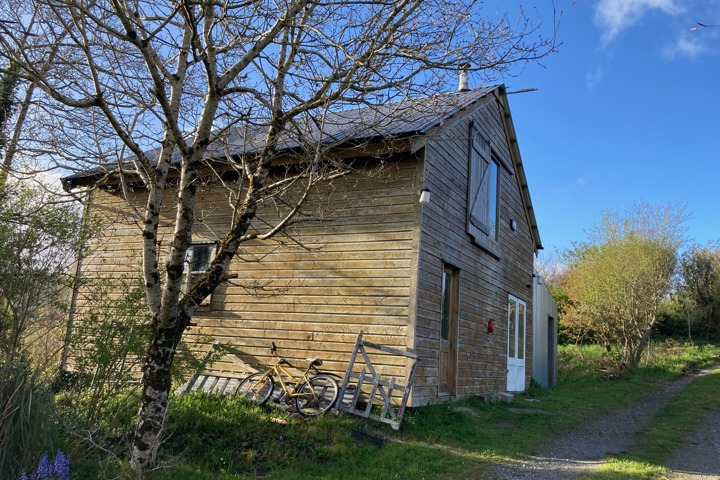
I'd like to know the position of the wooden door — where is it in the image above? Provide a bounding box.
[439,264,459,395]
[506,295,526,392]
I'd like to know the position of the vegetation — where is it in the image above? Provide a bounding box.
[0,183,87,366]
[678,243,720,338]
[53,340,719,479]
[0,361,60,479]
[0,2,717,478]
[552,202,689,368]
[0,181,87,477]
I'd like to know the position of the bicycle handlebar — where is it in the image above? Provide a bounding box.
[269,342,324,371]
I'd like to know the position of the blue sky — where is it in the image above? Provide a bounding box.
[489,0,720,257]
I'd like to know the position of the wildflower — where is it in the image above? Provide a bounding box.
[36,453,52,479]
[53,450,70,480]
[21,450,70,480]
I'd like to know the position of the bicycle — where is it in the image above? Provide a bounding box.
[235,342,339,416]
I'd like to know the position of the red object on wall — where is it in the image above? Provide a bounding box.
[487,319,495,333]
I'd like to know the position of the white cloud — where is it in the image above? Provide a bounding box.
[586,65,605,89]
[594,0,683,42]
[663,35,708,60]
[575,177,590,187]
[554,176,594,195]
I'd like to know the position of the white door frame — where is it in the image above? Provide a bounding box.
[507,295,527,392]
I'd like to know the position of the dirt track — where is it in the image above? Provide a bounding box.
[480,365,720,479]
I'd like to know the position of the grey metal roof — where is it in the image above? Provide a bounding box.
[62,86,498,185]
[203,85,499,157]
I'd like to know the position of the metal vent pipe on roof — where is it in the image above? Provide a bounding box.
[458,63,471,92]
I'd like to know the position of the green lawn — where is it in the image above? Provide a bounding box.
[69,341,720,479]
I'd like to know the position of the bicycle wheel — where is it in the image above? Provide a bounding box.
[294,374,338,417]
[235,373,274,405]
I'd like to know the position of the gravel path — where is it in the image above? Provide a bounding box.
[482,365,720,479]
[665,407,720,480]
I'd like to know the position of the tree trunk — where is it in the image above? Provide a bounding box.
[130,318,185,475]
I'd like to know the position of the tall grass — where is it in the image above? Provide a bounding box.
[0,361,59,478]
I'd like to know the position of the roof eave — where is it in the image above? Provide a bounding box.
[494,85,543,253]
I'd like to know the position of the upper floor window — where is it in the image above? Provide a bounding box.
[184,242,216,306]
[467,125,500,245]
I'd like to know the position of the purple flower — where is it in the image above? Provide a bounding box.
[22,450,70,480]
[53,450,70,480]
[36,452,52,479]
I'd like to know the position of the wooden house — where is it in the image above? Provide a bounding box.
[64,84,543,406]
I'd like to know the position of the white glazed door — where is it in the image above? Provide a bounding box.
[506,295,526,392]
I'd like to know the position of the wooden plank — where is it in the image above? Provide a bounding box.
[361,340,418,359]
[380,376,397,421]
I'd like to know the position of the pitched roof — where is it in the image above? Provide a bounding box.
[61,85,541,251]
[272,85,499,145]
[61,86,498,186]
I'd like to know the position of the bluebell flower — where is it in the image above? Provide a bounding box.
[36,452,52,479]
[21,450,70,480]
[53,450,70,480]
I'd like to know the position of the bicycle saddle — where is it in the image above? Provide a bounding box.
[307,358,323,367]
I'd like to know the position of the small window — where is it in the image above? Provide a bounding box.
[441,266,459,342]
[184,242,216,306]
[467,125,501,244]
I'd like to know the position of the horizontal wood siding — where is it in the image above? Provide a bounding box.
[413,98,535,405]
[74,157,420,384]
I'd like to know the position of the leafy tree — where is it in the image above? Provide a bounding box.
[678,243,720,338]
[0,182,87,366]
[0,181,87,478]
[535,252,574,343]
[561,202,687,368]
[0,0,557,472]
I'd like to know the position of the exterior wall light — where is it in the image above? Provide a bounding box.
[419,188,431,205]
[510,219,518,231]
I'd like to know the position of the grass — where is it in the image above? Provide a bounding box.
[66,340,720,479]
[590,363,720,479]
[0,361,61,479]
[585,458,666,480]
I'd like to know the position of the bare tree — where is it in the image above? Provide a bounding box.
[0,0,556,474]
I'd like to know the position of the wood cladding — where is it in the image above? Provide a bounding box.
[76,157,420,389]
[73,91,537,407]
[413,98,535,402]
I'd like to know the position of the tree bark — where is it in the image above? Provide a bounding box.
[130,313,187,473]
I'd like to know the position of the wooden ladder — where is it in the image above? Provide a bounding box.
[335,331,419,430]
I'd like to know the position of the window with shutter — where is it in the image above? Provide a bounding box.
[467,125,500,246]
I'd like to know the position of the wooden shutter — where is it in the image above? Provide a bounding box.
[467,126,492,240]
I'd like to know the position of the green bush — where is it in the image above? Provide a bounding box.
[653,297,689,338]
